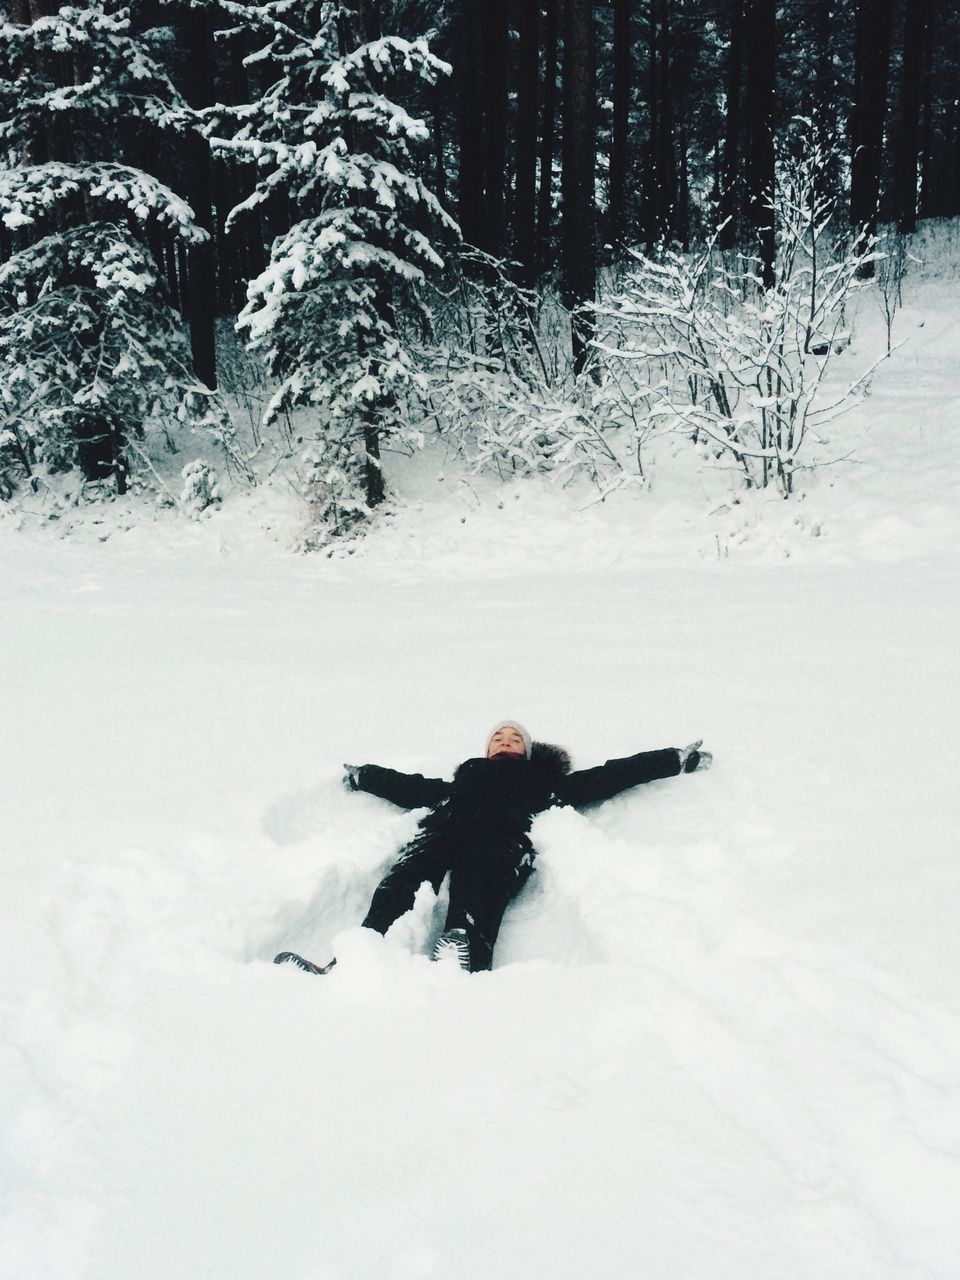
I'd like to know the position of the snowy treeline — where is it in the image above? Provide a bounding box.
[0,1,955,540]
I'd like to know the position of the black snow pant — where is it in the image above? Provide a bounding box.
[361,829,534,972]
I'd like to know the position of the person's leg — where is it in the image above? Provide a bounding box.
[361,835,451,936]
[442,840,531,971]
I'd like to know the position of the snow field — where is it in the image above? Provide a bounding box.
[3,267,960,1278]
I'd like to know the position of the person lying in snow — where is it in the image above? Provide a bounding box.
[275,721,712,975]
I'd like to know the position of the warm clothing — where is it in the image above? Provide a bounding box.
[355,741,685,971]
[362,827,531,971]
[352,741,684,821]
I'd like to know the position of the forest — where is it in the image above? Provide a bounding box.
[1,0,957,538]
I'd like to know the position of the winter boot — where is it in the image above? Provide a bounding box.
[432,928,471,971]
[274,951,337,975]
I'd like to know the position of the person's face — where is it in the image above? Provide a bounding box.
[487,725,527,759]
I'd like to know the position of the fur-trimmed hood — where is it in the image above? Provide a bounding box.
[530,741,571,777]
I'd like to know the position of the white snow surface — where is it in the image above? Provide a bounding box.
[2,267,960,1280]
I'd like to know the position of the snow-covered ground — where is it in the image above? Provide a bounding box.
[2,258,960,1280]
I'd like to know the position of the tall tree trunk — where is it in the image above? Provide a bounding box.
[917,0,937,219]
[10,0,51,163]
[812,0,843,209]
[677,124,690,250]
[947,100,960,218]
[456,0,485,247]
[813,0,834,130]
[850,0,894,272]
[894,0,931,233]
[185,148,218,389]
[182,6,218,389]
[609,0,632,251]
[482,0,509,256]
[514,0,540,285]
[432,80,448,215]
[561,0,596,374]
[643,0,659,249]
[223,38,267,310]
[744,0,776,287]
[537,0,560,275]
[718,0,744,249]
[654,0,677,245]
[166,236,183,313]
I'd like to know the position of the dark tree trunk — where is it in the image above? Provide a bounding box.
[812,0,843,208]
[10,0,50,164]
[456,0,485,247]
[643,0,659,248]
[918,0,937,219]
[222,39,267,312]
[561,0,596,374]
[212,160,250,316]
[653,0,677,245]
[718,0,744,249]
[850,0,894,270]
[609,0,632,251]
[537,0,560,275]
[165,235,182,312]
[814,0,835,131]
[482,0,509,256]
[181,6,218,389]
[362,424,386,507]
[185,153,218,389]
[677,124,690,250]
[894,0,931,233]
[432,80,448,215]
[744,0,776,287]
[947,100,960,218]
[514,0,540,285]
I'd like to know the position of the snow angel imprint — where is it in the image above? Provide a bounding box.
[274,721,712,974]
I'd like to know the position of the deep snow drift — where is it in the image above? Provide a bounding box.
[2,261,960,1280]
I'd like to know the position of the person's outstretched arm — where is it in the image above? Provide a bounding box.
[343,763,451,810]
[554,741,711,810]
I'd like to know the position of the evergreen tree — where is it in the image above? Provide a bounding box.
[209,0,457,536]
[0,1,226,498]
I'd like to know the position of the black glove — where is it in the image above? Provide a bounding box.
[679,740,713,773]
[343,763,362,791]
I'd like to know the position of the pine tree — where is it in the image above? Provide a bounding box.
[0,1,226,499]
[209,0,457,537]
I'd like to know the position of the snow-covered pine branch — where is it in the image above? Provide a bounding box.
[0,164,205,239]
[0,3,192,146]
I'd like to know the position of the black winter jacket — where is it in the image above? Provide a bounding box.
[351,742,683,841]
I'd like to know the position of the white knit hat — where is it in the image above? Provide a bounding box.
[487,721,532,758]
